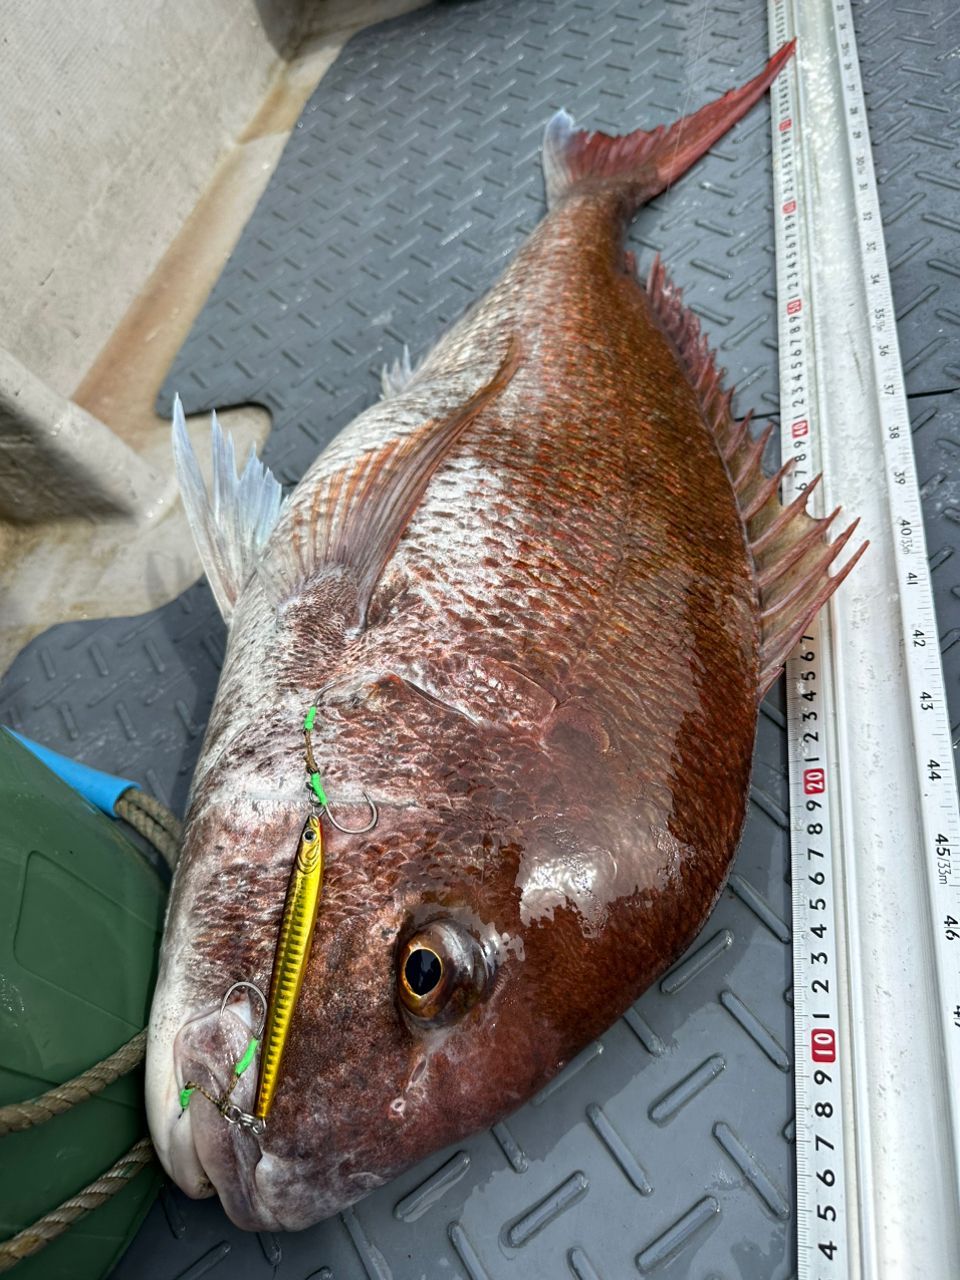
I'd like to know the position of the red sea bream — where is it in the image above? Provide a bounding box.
[146,42,865,1231]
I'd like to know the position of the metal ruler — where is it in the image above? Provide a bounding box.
[767,1,960,1276]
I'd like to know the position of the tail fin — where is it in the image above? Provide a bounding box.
[543,41,795,212]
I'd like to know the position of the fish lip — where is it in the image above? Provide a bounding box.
[146,1006,212,1198]
[188,1089,284,1231]
[144,1059,212,1198]
[147,998,351,1231]
[148,1000,284,1229]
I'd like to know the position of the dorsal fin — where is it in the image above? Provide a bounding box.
[282,341,519,626]
[645,256,868,698]
[380,344,421,399]
[172,395,284,622]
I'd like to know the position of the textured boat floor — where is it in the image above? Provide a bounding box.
[2,1,959,1277]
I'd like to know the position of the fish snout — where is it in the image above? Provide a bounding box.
[147,997,278,1227]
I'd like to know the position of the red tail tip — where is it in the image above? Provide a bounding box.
[543,40,799,212]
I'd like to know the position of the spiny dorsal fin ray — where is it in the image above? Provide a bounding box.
[380,345,421,400]
[286,342,519,627]
[172,395,284,622]
[644,254,867,700]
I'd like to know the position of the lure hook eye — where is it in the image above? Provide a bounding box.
[220,980,268,1039]
[322,791,378,835]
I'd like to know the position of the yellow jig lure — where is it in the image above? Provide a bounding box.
[254,813,324,1121]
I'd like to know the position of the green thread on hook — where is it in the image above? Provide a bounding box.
[302,698,376,830]
[304,706,326,805]
[180,1086,195,1110]
[235,1038,259,1078]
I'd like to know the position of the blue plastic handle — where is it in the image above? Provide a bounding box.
[4,728,136,816]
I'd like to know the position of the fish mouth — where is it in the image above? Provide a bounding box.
[147,993,391,1230]
[146,997,283,1231]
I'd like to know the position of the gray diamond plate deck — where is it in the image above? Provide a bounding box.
[1,1,958,1278]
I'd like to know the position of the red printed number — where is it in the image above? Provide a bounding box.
[787,298,802,316]
[811,1028,836,1063]
[804,768,826,795]
[782,199,797,215]
[792,419,809,439]
[780,117,793,133]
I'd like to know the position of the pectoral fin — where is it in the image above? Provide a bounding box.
[283,342,519,627]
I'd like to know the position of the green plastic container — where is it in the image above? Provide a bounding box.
[0,728,166,1279]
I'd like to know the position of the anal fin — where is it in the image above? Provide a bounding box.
[645,256,868,699]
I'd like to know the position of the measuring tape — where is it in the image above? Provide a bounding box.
[767,7,850,1271]
[767,1,960,1276]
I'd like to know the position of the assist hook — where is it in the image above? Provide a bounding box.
[302,702,379,835]
[321,791,378,834]
[219,980,267,1038]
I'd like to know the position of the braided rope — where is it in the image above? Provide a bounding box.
[0,1139,155,1273]
[0,1030,147,1137]
[114,789,182,871]
[0,790,181,1269]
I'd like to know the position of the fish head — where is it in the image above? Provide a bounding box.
[146,784,582,1232]
[146,648,687,1231]
[236,889,528,1230]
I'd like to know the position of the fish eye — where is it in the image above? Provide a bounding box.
[396,918,494,1028]
[403,946,443,997]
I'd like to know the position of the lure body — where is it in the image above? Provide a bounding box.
[255,815,323,1120]
[146,42,864,1232]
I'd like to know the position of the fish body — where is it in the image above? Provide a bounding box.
[147,42,862,1231]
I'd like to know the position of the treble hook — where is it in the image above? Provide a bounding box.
[220,980,267,1038]
[321,791,379,835]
